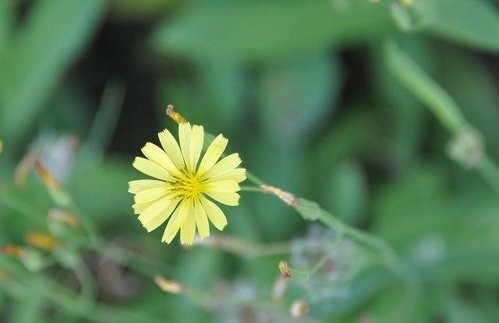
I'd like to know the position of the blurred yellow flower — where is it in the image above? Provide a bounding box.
[129,123,246,245]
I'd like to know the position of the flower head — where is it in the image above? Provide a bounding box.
[129,123,246,245]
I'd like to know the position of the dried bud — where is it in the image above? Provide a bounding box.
[1,245,24,257]
[165,104,187,124]
[154,275,185,294]
[290,300,309,318]
[261,185,297,206]
[34,160,71,206]
[48,208,80,229]
[2,245,44,271]
[34,160,60,190]
[447,128,484,169]
[25,232,59,251]
[14,153,37,187]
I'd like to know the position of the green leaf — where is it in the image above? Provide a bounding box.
[110,0,178,21]
[317,267,395,319]
[0,0,106,144]
[323,160,367,225]
[373,164,499,283]
[247,139,302,239]
[413,0,499,52]
[11,292,46,323]
[152,0,394,62]
[312,107,375,169]
[446,297,491,323]
[67,159,134,226]
[259,52,341,147]
[372,37,434,168]
[196,60,247,127]
[0,0,14,52]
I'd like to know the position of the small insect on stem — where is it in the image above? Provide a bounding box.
[278,260,291,279]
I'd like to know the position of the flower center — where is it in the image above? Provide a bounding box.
[170,169,205,199]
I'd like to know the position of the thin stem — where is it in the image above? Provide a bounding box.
[385,39,499,192]
[88,237,174,278]
[252,173,422,317]
[196,235,291,257]
[68,202,98,244]
[298,197,422,316]
[246,172,265,186]
[0,187,46,226]
[478,156,499,192]
[80,80,126,162]
[68,256,97,306]
[0,255,164,323]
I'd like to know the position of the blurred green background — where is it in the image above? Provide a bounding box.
[1,0,499,322]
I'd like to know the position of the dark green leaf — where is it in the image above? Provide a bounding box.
[414,0,499,52]
[0,0,106,144]
[260,52,341,147]
[323,161,367,225]
[152,0,394,62]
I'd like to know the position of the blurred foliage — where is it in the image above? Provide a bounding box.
[0,0,499,322]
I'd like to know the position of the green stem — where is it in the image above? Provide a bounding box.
[384,39,499,191]
[478,156,499,192]
[246,172,265,186]
[0,255,165,323]
[198,235,291,257]
[295,197,422,316]
[66,201,99,244]
[0,188,46,226]
[384,39,467,134]
[68,256,97,306]
[88,237,174,278]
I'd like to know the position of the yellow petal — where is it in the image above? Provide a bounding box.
[180,216,196,245]
[133,157,170,181]
[197,134,227,175]
[194,197,210,238]
[162,199,191,244]
[141,143,181,176]
[133,186,167,204]
[158,129,184,169]
[161,208,181,244]
[205,191,240,206]
[201,153,241,181]
[209,168,247,183]
[178,123,191,171]
[140,198,180,232]
[132,202,152,215]
[138,197,177,232]
[128,179,165,194]
[205,180,241,193]
[189,125,204,172]
[199,196,227,230]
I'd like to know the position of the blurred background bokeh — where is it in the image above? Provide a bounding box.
[1,0,499,322]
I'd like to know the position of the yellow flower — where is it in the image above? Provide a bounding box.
[129,123,246,245]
